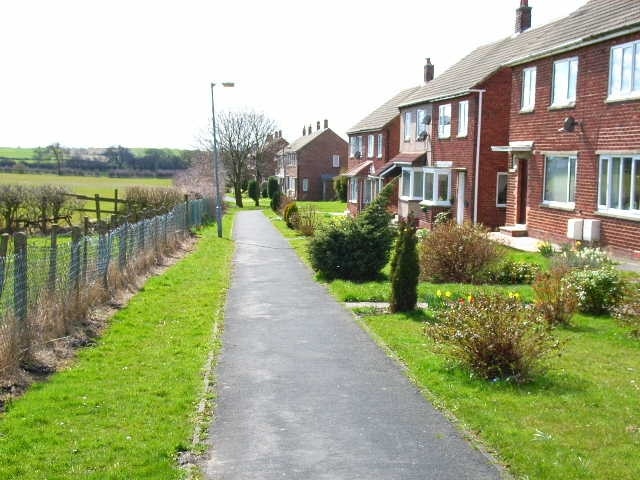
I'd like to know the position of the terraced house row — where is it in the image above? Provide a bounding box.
[345,0,640,258]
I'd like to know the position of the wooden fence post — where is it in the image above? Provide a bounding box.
[70,227,81,300]
[94,194,101,222]
[0,233,8,298]
[114,188,119,215]
[13,232,28,325]
[82,217,90,284]
[48,224,59,292]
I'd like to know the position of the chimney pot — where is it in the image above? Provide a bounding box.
[515,0,532,34]
[309,124,312,134]
[323,119,328,129]
[424,58,434,83]
[316,121,321,131]
[303,126,306,136]
[279,130,282,139]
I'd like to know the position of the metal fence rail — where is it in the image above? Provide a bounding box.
[0,198,214,374]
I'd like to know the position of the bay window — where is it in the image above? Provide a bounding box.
[401,167,451,205]
[598,155,640,216]
[348,178,359,202]
[609,40,640,100]
[543,155,577,207]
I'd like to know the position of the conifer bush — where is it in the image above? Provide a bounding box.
[247,180,259,206]
[283,202,298,229]
[270,189,282,212]
[267,176,279,199]
[389,218,419,312]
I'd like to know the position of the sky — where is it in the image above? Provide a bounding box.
[0,0,588,150]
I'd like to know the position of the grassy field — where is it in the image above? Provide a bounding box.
[0,215,235,478]
[267,211,640,480]
[0,147,37,160]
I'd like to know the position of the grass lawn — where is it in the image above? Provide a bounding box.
[0,215,235,479]
[296,200,347,214]
[267,216,640,479]
[0,147,37,160]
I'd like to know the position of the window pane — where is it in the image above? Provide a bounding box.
[635,44,640,92]
[424,172,434,200]
[611,47,623,94]
[553,61,569,104]
[522,68,536,109]
[497,174,508,205]
[417,109,426,137]
[622,46,634,93]
[611,157,621,209]
[458,101,468,136]
[568,59,578,101]
[545,156,573,202]
[402,170,411,196]
[367,135,374,158]
[413,171,424,198]
[599,158,608,206]
[377,134,383,158]
[437,174,449,201]
[404,112,412,141]
[634,159,640,210]
[622,157,633,209]
[364,180,372,203]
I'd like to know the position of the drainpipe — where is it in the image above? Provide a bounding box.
[469,89,486,224]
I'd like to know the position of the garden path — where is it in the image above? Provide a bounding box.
[202,210,504,479]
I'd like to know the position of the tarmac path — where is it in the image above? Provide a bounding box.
[202,210,503,479]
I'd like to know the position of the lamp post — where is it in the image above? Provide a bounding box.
[210,81,234,237]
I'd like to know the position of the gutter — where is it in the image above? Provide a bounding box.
[469,89,485,224]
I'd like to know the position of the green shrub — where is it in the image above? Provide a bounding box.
[389,218,419,312]
[125,186,183,217]
[270,189,282,212]
[612,281,640,338]
[267,177,279,199]
[556,246,614,270]
[283,202,298,229]
[333,175,348,202]
[308,184,394,281]
[532,265,577,326]
[261,181,268,198]
[295,205,320,236]
[433,210,451,226]
[426,294,558,383]
[565,266,625,315]
[537,241,554,257]
[247,179,259,206]
[419,221,501,283]
[483,259,541,284]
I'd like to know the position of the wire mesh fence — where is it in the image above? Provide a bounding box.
[0,198,214,377]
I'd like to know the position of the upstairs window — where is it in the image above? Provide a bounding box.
[367,135,374,158]
[438,104,451,138]
[521,67,537,111]
[332,154,340,168]
[551,57,578,107]
[404,111,412,141]
[416,109,428,140]
[350,136,363,158]
[609,40,640,100]
[457,101,469,137]
[377,134,383,158]
[543,155,577,207]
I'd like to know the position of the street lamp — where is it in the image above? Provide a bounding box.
[210,81,234,237]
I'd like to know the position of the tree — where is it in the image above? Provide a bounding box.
[46,143,67,176]
[104,145,135,169]
[389,217,419,313]
[248,180,259,206]
[214,110,277,207]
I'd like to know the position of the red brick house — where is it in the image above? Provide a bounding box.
[394,40,518,229]
[492,0,640,257]
[344,86,420,215]
[275,120,348,201]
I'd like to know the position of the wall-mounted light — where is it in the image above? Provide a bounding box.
[558,116,583,133]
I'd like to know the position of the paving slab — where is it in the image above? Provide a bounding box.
[202,210,504,479]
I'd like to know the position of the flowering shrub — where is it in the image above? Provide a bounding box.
[532,265,577,326]
[564,266,625,315]
[482,259,541,284]
[537,241,554,257]
[426,294,558,383]
[419,222,501,283]
[557,246,614,270]
[611,282,640,338]
[295,206,321,236]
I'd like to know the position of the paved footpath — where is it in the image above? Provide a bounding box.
[203,210,503,479]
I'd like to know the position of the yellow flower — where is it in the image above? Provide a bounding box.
[467,295,473,303]
[436,289,442,297]
[445,291,452,298]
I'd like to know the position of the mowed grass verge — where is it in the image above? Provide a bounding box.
[268,213,640,480]
[0,216,235,479]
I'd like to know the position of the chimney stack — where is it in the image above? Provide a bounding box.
[303,126,307,136]
[424,58,434,83]
[317,121,321,131]
[515,0,532,34]
[279,130,282,138]
[308,124,312,134]
[323,119,328,129]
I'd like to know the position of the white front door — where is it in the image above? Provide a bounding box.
[456,172,466,225]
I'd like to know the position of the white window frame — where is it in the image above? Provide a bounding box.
[457,101,469,137]
[420,167,452,206]
[416,108,427,140]
[404,111,412,141]
[521,67,537,112]
[332,154,340,168]
[438,104,451,138]
[608,40,640,101]
[598,154,640,218]
[551,57,579,107]
[377,134,383,158]
[302,178,309,192]
[496,172,508,207]
[348,177,359,203]
[349,137,357,157]
[363,178,375,205]
[367,135,374,158]
[543,155,577,208]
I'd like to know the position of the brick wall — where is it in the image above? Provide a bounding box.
[298,129,348,201]
[508,32,640,256]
